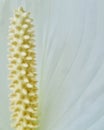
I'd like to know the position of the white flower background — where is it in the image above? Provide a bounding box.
[0,0,104,130]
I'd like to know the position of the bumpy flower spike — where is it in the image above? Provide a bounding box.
[8,7,39,130]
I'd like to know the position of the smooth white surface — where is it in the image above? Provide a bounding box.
[0,0,104,130]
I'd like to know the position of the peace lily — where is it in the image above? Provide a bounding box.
[0,0,104,130]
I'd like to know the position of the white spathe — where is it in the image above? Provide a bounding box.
[0,0,104,130]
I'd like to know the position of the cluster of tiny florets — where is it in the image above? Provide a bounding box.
[8,7,39,130]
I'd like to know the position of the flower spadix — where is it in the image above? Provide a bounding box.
[8,7,39,130]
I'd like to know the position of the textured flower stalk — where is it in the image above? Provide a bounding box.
[8,7,39,130]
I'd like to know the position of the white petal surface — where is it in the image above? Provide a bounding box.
[37,0,104,130]
[0,0,104,130]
